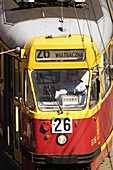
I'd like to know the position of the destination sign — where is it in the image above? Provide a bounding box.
[36,49,85,62]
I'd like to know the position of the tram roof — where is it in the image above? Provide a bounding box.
[0,0,112,55]
[4,0,102,23]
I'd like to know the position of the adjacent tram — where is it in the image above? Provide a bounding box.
[0,0,113,169]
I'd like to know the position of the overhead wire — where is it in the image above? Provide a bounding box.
[72,0,90,70]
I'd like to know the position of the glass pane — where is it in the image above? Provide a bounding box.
[19,62,22,102]
[9,57,13,91]
[101,68,111,98]
[32,69,89,111]
[14,59,19,99]
[89,72,98,108]
[15,106,19,150]
[25,70,34,109]
[110,0,113,9]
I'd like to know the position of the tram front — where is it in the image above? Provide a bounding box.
[21,35,100,168]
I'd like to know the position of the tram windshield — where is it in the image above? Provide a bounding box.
[31,69,89,111]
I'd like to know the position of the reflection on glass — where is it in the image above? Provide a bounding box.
[32,69,89,111]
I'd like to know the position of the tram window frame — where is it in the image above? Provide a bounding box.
[101,46,111,98]
[24,69,35,110]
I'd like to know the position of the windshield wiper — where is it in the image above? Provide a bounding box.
[40,73,63,114]
[47,87,63,114]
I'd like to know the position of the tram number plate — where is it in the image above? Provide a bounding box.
[52,117,72,134]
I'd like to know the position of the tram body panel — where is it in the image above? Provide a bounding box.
[21,86,113,155]
[91,138,112,170]
[21,66,113,166]
[33,118,98,155]
[91,86,113,170]
[100,97,112,142]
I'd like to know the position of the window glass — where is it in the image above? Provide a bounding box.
[15,106,19,150]
[14,59,22,102]
[14,59,19,99]
[101,68,111,98]
[89,69,99,108]
[104,46,110,67]
[101,47,111,98]
[110,0,113,9]
[9,57,13,91]
[19,62,22,102]
[31,69,89,111]
[24,70,34,109]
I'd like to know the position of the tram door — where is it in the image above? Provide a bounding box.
[4,53,14,154]
[4,55,22,163]
[13,58,22,164]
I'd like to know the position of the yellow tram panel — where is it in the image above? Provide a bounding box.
[23,35,98,70]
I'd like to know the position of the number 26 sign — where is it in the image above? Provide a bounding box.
[52,117,72,134]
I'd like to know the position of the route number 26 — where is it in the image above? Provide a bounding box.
[52,118,72,134]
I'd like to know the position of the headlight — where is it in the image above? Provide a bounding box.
[56,134,68,146]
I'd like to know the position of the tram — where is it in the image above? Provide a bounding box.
[0,0,113,170]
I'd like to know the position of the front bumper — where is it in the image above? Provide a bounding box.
[22,145,101,165]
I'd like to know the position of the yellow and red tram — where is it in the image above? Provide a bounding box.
[0,0,113,170]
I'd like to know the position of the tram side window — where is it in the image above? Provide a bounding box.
[89,71,99,108]
[19,62,22,101]
[14,59,18,99]
[14,59,22,102]
[24,70,34,109]
[101,47,111,98]
[15,106,19,150]
[108,0,113,20]
[110,0,113,8]
[101,69,111,98]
